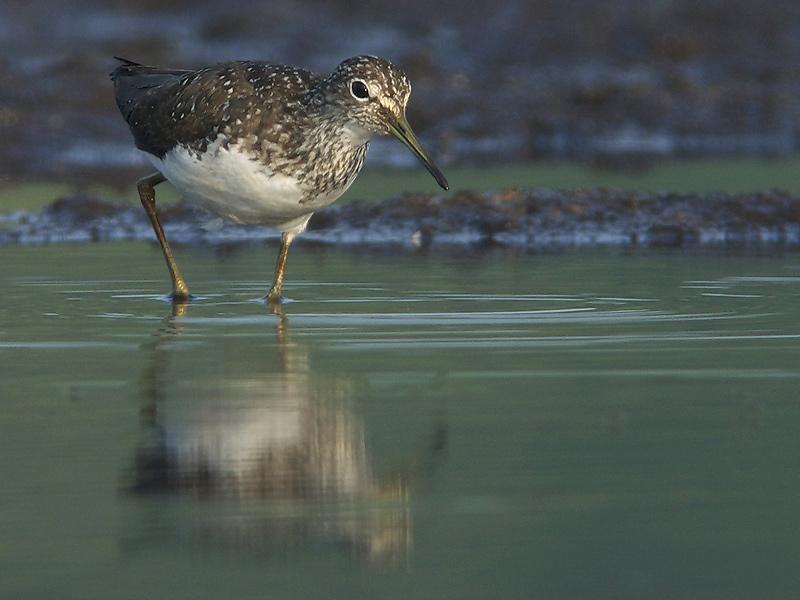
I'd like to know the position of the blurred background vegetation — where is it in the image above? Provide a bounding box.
[2,0,800,204]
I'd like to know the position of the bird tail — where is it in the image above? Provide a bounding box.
[109,56,188,82]
[110,57,190,121]
[112,56,143,67]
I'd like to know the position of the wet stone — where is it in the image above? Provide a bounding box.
[2,189,800,249]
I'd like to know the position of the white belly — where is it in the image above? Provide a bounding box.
[146,135,353,233]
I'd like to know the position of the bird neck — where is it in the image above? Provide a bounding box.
[293,109,370,194]
[300,109,370,159]
[304,79,373,150]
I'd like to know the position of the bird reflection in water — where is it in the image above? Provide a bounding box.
[126,302,446,566]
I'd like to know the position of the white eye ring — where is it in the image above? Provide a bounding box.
[350,79,370,101]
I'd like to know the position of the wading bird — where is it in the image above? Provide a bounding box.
[111,56,448,302]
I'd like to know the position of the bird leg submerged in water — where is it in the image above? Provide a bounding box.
[137,172,190,301]
[267,232,295,304]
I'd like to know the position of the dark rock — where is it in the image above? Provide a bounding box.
[4,188,800,249]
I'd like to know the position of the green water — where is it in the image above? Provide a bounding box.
[2,242,800,599]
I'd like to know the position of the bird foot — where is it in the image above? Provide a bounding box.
[168,291,193,303]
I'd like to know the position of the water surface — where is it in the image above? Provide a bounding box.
[2,242,800,599]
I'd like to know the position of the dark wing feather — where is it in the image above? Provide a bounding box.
[110,58,320,160]
[110,58,192,123]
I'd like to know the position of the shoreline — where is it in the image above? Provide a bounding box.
[2,188,799,250]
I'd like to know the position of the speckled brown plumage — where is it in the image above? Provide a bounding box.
[111,56,415,200]
[110,55,447,302]
[112,60,316,159]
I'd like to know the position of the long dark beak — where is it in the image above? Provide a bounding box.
[388,114,449,191]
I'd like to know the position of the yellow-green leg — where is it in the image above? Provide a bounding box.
[267,232,295,304]
[137,172,190,301]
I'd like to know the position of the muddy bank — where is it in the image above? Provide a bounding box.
[2,189,799,249]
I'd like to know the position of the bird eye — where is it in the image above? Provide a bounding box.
[350,80,370,100]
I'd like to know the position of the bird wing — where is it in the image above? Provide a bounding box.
[110,57,193,121]
[110,58,320,159]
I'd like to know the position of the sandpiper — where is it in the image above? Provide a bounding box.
[111,55,448,302]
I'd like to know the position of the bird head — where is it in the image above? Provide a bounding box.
[317,55,449,191]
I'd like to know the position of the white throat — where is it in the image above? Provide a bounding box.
[341,122,372,147]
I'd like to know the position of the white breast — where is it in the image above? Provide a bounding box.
[159,376,370,496]
[146,134,353,233]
